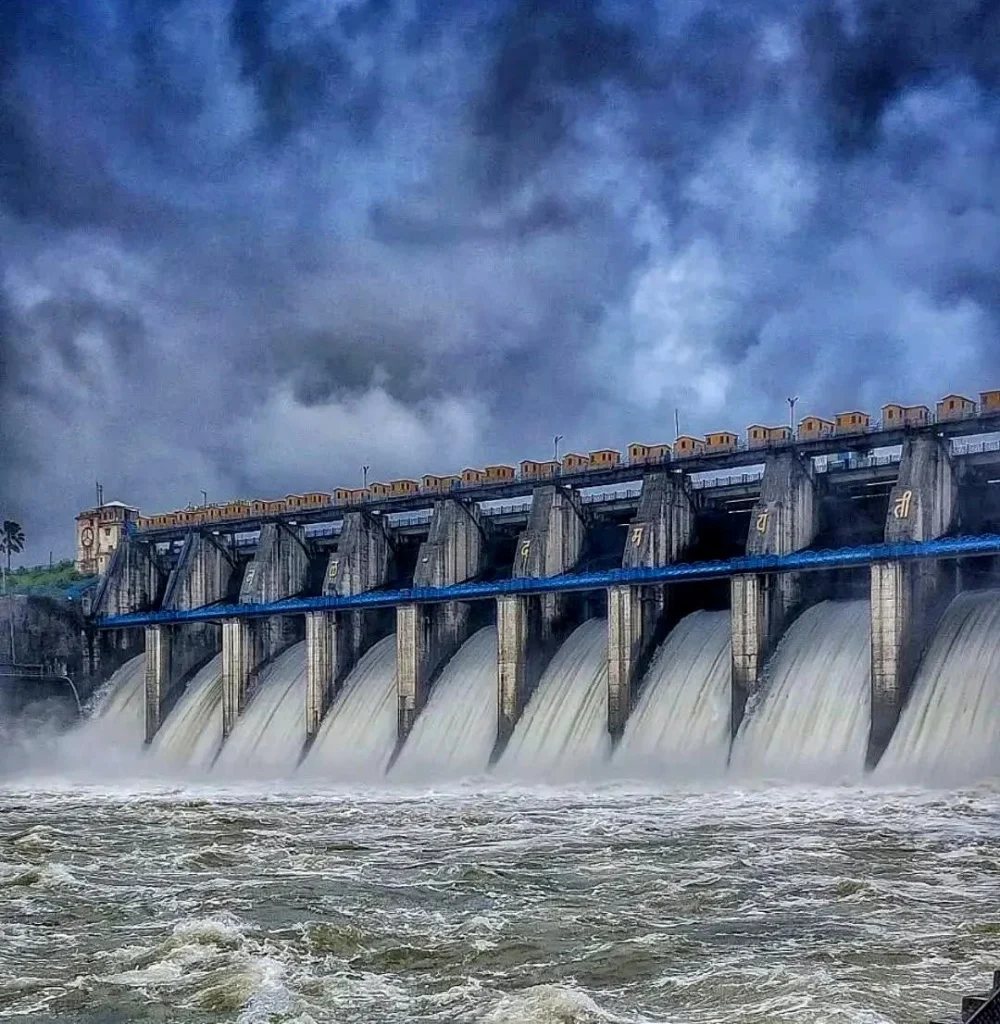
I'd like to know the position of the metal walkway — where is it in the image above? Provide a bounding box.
[94,533,1000,629]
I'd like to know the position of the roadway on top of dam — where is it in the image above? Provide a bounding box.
[134,419,1000,546]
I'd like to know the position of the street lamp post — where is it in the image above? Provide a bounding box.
[553,435,563,464]
[787,396,798,432]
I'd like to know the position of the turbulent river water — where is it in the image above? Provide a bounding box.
[1,782,998,1023]
[2,596,999,1021]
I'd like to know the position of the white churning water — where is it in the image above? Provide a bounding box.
[64,653,147,771]
[391,625,498,782]
[56,589,1000,787]
[614,610,732,778]
[877,589,1000,785]
[86,653,146,742]
[3,786,997,1024]
[299,634,397,780]
[729,599,871,781]
[214,643,307,776]
[497,617,610,780]
[147,654,223,772]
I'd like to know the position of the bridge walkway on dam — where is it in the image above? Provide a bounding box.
[95,533,1000,628]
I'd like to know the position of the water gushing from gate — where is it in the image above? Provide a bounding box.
[614,610,732,778]
[876,589,1000,784]
[729,600,871,780]
[147,654,223,772]
[496,618,610,780]
[214,644,307,776]
[299,634,397,780]
[391,626,498,781]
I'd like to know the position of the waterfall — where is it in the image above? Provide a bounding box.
[729,600,871,781]
[391,626,498,782]
[47,653,148,772]
[86,653,146,739]
[213,643,307,776]
[876,589,1000,784]
[613,610,732,778]
[147,654,223,773]
[299,634,397,780]
[496,618,610,780]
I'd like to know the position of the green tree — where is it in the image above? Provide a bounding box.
[0,520,25,576]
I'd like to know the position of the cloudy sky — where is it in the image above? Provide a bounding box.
[1,0,999,562]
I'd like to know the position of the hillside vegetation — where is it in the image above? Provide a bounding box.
[3,560,94,597]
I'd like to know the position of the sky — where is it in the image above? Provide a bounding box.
[1,0,999,563]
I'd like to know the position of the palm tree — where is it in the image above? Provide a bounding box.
[0,520,25,581]
[0,521,21,662]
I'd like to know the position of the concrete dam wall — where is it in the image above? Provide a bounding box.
[72,586,1000,785]
[14,437,1000,784]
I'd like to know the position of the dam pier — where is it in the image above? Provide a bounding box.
[80,409,1000,776]
[730,450,819,734]
[144,530,236,742]
[305,510,393,740]
[868,435,957,765]
[606,471,694,741]
[497,485,586,752]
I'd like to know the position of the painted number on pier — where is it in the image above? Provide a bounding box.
[893,490,913,519]
[756,510,769,534]
[328,560,339,580]
[631,526,644,547]
[520,541,531,560]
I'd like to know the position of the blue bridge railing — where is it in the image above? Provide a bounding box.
[94,533,1000,629]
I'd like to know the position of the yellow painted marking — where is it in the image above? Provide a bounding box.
[893,489,913,519]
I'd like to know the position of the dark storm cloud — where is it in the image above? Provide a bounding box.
[229,0,387,142]
[1,0,1000,562]
[470,0,647,193]
[805,0,1000,153]
[368,193,588,246]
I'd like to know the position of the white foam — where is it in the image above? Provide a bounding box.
[214,644,307,776]
[497,618,610,780]
[391,626,498,782]
[299,634,397,780]
[877,589,1000,784]
[729,600,871,781]
[614,609,732,779]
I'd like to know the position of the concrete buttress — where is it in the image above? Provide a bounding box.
[88,535,168,683]
[91,535,166,620]
[730,452,818,734]
[222,523,311,737]
[868,434,956,766]
[495,486,586,756]
[607,472,695,741]
[145,531,235,742]
[396,500,485,746]
[305,512,393,739]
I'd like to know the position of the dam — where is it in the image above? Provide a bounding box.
[45,428,999,785]
[8,396,1000,1024]
[76,584,1000,784]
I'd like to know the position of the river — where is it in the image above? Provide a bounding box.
[1,780,998,1022]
